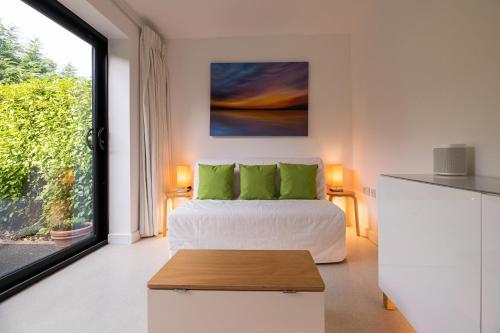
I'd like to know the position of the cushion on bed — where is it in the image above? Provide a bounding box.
[239,164,277,200]
[197,164,235,199]
[192,158,327,200]
[279,163,318,199]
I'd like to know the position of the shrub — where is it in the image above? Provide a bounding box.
[0,77,93,234]
[0,20,93,237]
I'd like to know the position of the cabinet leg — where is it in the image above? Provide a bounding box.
[352,196,360,236]
[383,293,396,310]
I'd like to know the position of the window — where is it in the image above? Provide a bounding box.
[0,0,107,300]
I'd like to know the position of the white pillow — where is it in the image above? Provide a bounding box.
[192,157,326,200]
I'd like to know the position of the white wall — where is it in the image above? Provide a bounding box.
[61,0,500,245]
[107,38,140,244]
[351,0,500,242]
[167,35,353,173]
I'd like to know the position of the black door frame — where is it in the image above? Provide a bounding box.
[0,0,108,301]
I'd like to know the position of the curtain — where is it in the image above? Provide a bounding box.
[139,25,172,237]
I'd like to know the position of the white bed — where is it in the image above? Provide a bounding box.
[168,158,346,263]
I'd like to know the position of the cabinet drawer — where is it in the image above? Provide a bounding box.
[482,194,500,333]
[379,176,481,333]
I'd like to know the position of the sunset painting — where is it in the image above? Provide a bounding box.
[210,62,309,136]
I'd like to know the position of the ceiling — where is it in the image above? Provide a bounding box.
[121,0,354,39]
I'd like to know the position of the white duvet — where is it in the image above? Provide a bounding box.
[168,199,346,263]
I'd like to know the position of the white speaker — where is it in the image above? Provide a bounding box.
[433,144,467,176]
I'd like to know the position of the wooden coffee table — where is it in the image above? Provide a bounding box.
[147,249,325,333]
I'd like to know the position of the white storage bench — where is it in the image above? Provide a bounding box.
[147,249,325,333]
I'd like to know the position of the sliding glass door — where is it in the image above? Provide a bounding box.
[0,0,107,300]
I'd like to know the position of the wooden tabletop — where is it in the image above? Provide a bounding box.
[327,190,356,196]
[166,190,193,198]
[148,250,325,292]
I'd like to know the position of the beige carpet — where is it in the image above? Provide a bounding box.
[320,229,415,332]
[0,228,415,333]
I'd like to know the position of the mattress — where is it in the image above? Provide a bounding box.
[168,199,346,263]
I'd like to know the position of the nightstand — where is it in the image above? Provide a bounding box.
[327,190,360,236]
[162,190,193,237]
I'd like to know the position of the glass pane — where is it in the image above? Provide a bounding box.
[0,0,94,278]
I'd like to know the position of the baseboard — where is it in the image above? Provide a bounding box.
[108,230,140,245]
[368,229,378,245]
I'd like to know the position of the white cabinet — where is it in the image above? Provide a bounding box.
[482,194,500,333]
[379,176,481,333]
[380,175,500,333]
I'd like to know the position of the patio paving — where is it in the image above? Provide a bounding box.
[0,243,58,277]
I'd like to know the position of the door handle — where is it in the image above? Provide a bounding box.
[97,127,106,151]
[85,128,94,149]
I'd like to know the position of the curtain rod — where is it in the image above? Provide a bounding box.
[112,0,142,28]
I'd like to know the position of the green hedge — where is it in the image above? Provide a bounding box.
[0,77,93,232]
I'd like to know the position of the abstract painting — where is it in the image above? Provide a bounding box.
[210,62,309,136]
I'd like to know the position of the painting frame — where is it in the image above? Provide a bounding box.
[210,62,309,137]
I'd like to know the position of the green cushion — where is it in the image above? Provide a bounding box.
[197,164,235,200]
[279,163,318,200]
[239,164,277,200]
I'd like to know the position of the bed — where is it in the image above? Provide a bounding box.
[168,158,346,263]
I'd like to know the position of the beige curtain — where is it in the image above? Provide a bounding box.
[139,25,172,237]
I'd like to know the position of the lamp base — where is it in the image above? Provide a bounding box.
[329,187,343,193]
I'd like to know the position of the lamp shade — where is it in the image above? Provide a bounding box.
[176,165,191,188]
[328,164,343,190]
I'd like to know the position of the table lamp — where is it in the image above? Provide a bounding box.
[176,165,192,192]
[328,164,343,192]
